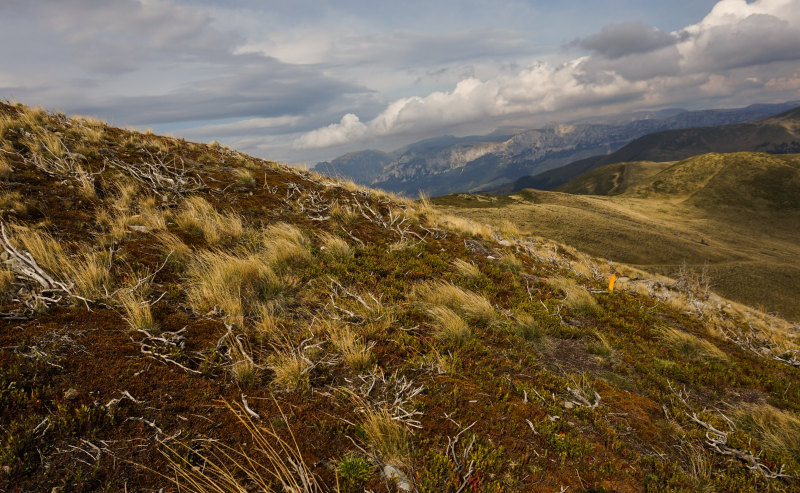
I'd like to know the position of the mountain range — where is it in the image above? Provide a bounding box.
[313,101,799,197]
[499,105,800,193]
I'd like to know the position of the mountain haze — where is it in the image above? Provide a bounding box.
[314,102,799,197]
[500,105,800,193]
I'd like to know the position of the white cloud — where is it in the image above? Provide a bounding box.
[296,0,800,150]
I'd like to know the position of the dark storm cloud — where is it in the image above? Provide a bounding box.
[569,21,677,59]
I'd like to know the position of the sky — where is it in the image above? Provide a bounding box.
[2,0,800,166]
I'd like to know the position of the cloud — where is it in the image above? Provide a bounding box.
[570,22,677,59]
[293,113,368,149]
[297,0,800,151]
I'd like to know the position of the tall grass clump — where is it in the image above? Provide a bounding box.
[187,251,284,327]
[546,277,598,314]
[427,305,471,345]
[319,231,353,262]
[660,326,729,364]
[176,196,244,245]
[69,250,112,301]
[162,400,320,493]
[270,347,313,392]
[451,258,481,280]
[260,222,311,272]
[117,291,158,333]
[325,320,373,371]
[414,280,496,324]
[733,403,800,461]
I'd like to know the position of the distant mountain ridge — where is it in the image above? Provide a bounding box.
[498,105,800,194]
[313,101,800,197]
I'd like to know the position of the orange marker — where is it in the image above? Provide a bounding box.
[609,274,617,293]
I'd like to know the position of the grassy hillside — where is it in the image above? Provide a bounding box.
[499,105,800,193]
[437,152,800,321]
[2,103,800,492]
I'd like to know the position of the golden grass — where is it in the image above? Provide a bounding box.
[732,403,800,460]
[187,251,283,327]
[162,400,321,493]
[414,280,496,324]
[259,222,311,272]
[360,405,411,466]
[117,291,158,333]
[252,303,282,342]
[434,214,492,238]
[513,313,543,342]
[69,250,112,301]
[0,190,26,214]
[427,305,471,345]
[154,231,191,271]
[319,231,353,261]
[451,258,482,280]
[660,326,729,363]
[499,252,524,273]
[269,348,313,392]
[0,266,14,296]
[325,320,373,371]
[11,226,69,279]
[229,336,260,385]
[546,277,598,314]
[176,196,244,246]
[0,156,12,180]
[234,168,256,187]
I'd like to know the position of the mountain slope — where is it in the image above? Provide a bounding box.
[437,152,800,321]
[500,105,800,193]
[314,102,799,197]
[2,103,800,492]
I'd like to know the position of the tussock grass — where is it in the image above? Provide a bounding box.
[414,280,496,324]
[69,250,112,301]
[325,320,373,371]
[117,291,158,333]
[10,226,69,279]
[451,258,481,280]
[660,326,729,363]
[176,196,244,246]
[154,231,191,272]
[499,252,524,273]
[270,347,313,392]
[252,303,282,342]
[435,214,492,238]
[0,266,14,296]
[162,400,320,493]
[0,190,26,214]
[427,305,471,345]
[229,336,260,385]
[360,405,411,466]
[587,329,614,358]
[546,277,598,314]
[260,222,311,271]
[513,313,543,342]
[187,251,283,327]
[0,156,12,180]
[319,231,353,261]
[234,168,256,187]
[733,403,800,460]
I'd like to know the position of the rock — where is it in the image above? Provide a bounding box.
[383,464,412,492]
[498,239,512,247]
[64,388,78,400]
[128,225,149,233]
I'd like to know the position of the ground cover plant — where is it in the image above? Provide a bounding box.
[0,102,799,491]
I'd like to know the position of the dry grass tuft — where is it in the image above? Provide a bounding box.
[0,156,12,180]
[660,327,729,364]
[513,313,543,342]
[451,258,481,280]
[546,277,598,314]
[187,251,283,327]
[69,250,112,301]
[414,280,496,324]
[0,190,26,214]
[435,214,493,238]
[260,222,311,272]
[117,291,158,333]
[319,232,353,261]
[10,226,69,279]
[360,405,411,466]
[154,231,191,272]
[270,347,313,392]
[733,403,800,460]
[325,320,373,370]
[0,266,14,296]
[176,196,244,246]
[499,252,524,273]
[234,168,256,187]
[427,305,471,345]
[162,400,320,493]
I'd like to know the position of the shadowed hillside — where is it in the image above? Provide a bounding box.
[1,103,800,492]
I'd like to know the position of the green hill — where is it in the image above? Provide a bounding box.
[2,103,800,492]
